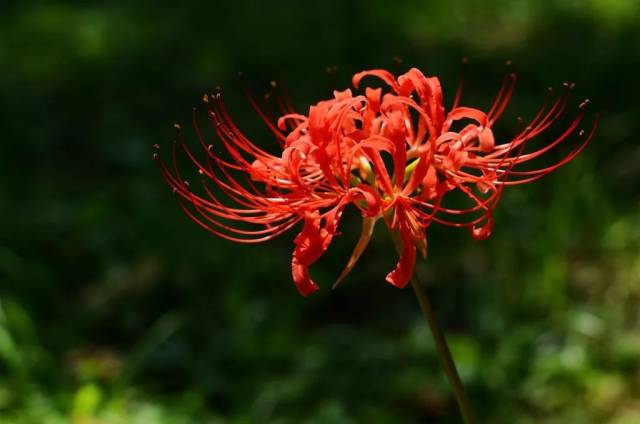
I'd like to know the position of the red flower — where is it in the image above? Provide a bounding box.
[155,67,597,296]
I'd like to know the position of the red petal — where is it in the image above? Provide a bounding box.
[365,87,382,112]
[291,256,320,296]
[350,185,382,217]
[333,88,353,100]
[445,106,488,126]
[386,231,417,288]
[293,212,329,265]
[352,69,400,92]
[397,68,445,130]
[290,201,351,295]
[478,127,495,152]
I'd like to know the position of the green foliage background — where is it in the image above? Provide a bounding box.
[1,0,639,422]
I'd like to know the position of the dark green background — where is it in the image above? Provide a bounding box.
[1,1,639,422]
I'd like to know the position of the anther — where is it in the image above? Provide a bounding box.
[270,80,277,88]
[547,86,554,92]
[198,169,204,175]
[173,123,181,131]
[579,129,585,136]
[505,59,512,67]
[153,144,161,150]
[579,99,590,109]
[152,153,159,160]
[183,180,190,187]
[461,57,468,64]
[208,144,214,151]
[203,94,209,104]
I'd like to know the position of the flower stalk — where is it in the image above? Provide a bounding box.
[390,231,476,423]
[410,272,477,424]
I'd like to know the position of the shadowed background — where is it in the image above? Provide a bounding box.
[1,0,639,422]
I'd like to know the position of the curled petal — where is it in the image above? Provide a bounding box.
[277,113,307,130]
[478,127,495,152]
[291,256,320,296]
[446,106,487,122]
[293,212,330,265]
[365,87,382,112]
[291,200,352,294]
[397,68,445,130]
[350,184,382,217]
[352,69,400,92]
[386,230,417,288]
[291,213,329,295]
[333,88,353,100]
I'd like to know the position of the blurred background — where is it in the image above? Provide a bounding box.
[1,0,639,422]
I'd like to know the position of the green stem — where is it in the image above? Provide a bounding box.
[410,273,477,424]
[390,233,476,423]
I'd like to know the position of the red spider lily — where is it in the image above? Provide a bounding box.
[155,67,597,296]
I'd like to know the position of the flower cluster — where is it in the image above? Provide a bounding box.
[155,67,596,296]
